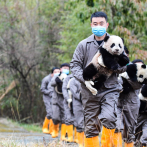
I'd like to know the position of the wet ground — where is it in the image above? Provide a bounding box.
[0,118,78,146]
[0,119,27,133]
[0,118,55,144]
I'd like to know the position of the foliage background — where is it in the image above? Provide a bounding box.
[0,0,146,123]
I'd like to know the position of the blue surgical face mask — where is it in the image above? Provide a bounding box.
[92,26,106,37]
[54,73,60,77]
[62,69,69,75]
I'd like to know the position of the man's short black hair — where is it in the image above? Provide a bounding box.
[60,63,70,68]
[124,46,129,55]
[51,67,60,73]
[132,59,144,64]
[91,11,107,22]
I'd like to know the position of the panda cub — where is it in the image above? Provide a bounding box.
[83,35,129,90]
[138,84,147,114]
[126,63,147,84]
[119,63,147,94]
[55,73,67,94]
[67,78,73,109]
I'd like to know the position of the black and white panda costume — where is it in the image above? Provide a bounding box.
[135,84,147,147]
[114,62,147,145]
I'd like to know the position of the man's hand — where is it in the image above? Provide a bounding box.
[85,81,97,95]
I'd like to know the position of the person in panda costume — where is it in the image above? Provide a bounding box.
[62,73,75,142]
[41,67,60,134]
[69,77,84,147]
[70,11,129,147]
[114,59,147,147]
[135,84,147,147]
[50,63,70,138]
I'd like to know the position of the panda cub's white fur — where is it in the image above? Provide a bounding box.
[103,35,124,56]
[67,78,72,100]
[136,63,147,83]
[97,54,106,67]
[58,73,67,81]
[119,72,130,80]
[67,78,73,108]
[139,92,147,101]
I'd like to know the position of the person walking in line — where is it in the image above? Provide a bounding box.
[62,73,74,142]
[70,11,127,147]
[41,67,60,134]
[70,77,84,147]
[50,63,70,138]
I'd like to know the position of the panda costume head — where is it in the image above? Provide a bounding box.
[102,35,124,56]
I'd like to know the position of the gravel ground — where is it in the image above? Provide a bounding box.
[0,118,78,147]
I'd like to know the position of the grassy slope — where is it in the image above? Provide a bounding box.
[18,123,42,133]
[9,119,42,133]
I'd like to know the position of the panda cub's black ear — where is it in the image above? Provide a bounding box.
[104,36,110,42]
[121,38,124,43]
[142,64,146,69]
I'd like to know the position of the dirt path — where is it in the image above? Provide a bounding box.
[0,118,56,143]
[0,118,78,146]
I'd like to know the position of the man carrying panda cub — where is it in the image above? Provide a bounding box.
[132,59,147,147]
[50,63,70,139]
[70,11,130,147]
[135,83,147,147]
[114,59,147,147]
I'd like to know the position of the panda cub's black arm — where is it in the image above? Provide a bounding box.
[83,63,97,80]
[122,77,133,94]
[126,64,137,82]
[100,48,119,70]
[139,84,147,114]
[117,53,130,67]
[141,84,147,97]
[139,100,147,114]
